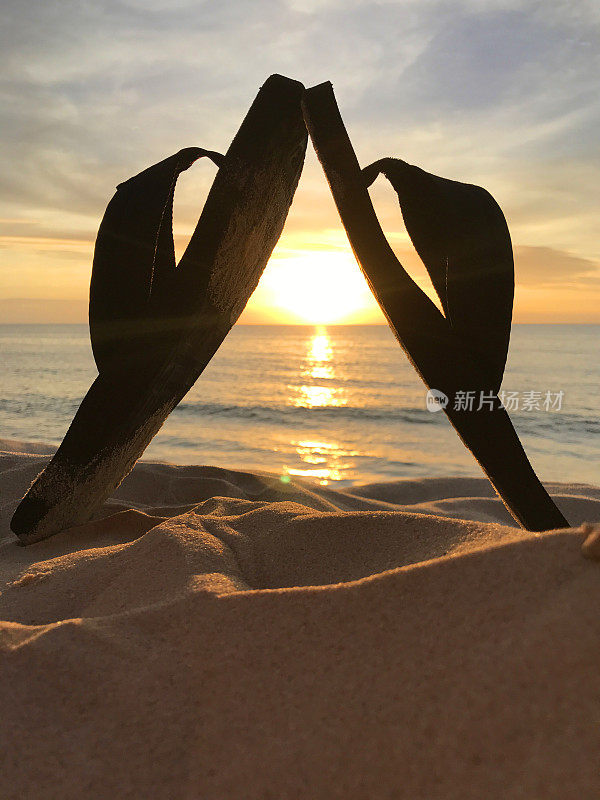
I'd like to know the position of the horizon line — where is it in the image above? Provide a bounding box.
[2,321,599,327]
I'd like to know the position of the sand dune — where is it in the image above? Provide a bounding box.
[1,439,599,799]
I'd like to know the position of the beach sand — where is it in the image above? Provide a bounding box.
[1,439,599,799]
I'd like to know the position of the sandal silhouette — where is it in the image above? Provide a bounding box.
[11,74,307,543]
[302,81,568,532]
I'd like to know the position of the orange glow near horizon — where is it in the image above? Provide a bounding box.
[3,227,600,324]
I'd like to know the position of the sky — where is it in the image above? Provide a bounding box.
[1,0,599,324]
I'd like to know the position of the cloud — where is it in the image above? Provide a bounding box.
[514,246,600,287]
[0,0,598,314]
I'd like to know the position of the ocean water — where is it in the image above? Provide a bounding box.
[0,324,598,486]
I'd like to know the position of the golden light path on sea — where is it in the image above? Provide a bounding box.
[283,328,357,485]
[292,328,346,410]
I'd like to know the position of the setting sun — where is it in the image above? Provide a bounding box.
[255,249,378,324]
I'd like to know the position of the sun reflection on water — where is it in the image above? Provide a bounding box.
[304,329,334,380]
[284,439,359,485]
[295,385,344,408]
[308,331,331,362]
[285,328,356,483]
[291,327,346,410]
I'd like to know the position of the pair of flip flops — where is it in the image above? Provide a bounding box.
[11,74,568,544]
